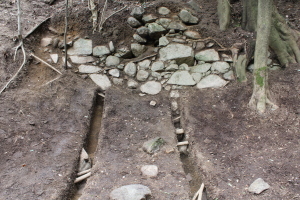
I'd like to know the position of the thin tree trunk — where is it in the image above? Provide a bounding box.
[64,0,68,69]
[242,0,258,32]
[217,0,231,31]
[249,0,277,113]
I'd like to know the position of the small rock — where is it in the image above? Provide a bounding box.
[136,26,149,38]
[78,65,101,74]
[158,7,170,15]
[190,63,211,73]
[149,101,157,106]
[176,129,184,134]
[124,62,137,77]
[170,90,180,98]
[156,18,172,29]
[41,37,52,47]
[112,78,124,85]
[69,56,95,64]
[178,145,188,155]
[167,21,187,31]
[206,42,214,48]
[223,70,235,80]
[191,72,202,83]
[159,43,194,65]
[116,47,133,59]
[127,17,142,28]
[158,36,169,47]
[178,63,189,71]
[142,14,157,23]
[50,54,58,63]
[89,74,111,90]
[147,22,167,39]
[141,165,158,177]
[151,72,162,80]
[138,59,151,70]
[110,184,151,200]
[221,53,233,62]
[178,9,199,24]
[131,7,145,20]
[142,137,165,154]
[105,56,120,67]
[109,41,115,52]
[171,100,178,111]
[140,81,162,95]
[133,34,147,44]
[211,61,230,73]
[195,42,205,51]
[127,79,139,89]
[131,43,147,57]
[167,71,196,86]
[183,30,201,39]
[195,49,220,62]
[67,38,92,56]
[197,74,228,89]
[151,61,165,72]
[165,63,179,71]
[136,70,149,81]
[117,64,125,70]
[93,45,110,57]
[52,38,59,48]
[248,178,270,194]
[108,69,120,77]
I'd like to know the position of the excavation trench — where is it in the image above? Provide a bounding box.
[73,94,104,200]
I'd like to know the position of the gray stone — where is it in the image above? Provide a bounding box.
[78,65,101,74]
[116,47,133,59]
[156,18,172,29]
[141,165,158,178]
[131,7,145,20]
[191,73,202,83]
[206,42,214,48]
[165,63,179,71]
[41,37,52,47]
[190,63,211,73]
[172,38,187,44]
[133,34,147,44]
[117,64,125,70]
[170,90,180,98]
[167,71,196,86]
[158,7,170,15]
[151,61,165,72]
[195,49,220,62]
[221,53,233,62]
[131,43,147,57]
[50,54,58,63]
[108,69,120,77]
[248,178,270,194]
[124,62,137,77]
[158,36,169,47]
[178,9,199,24]
[67,38,92,55]
[106,56,120,67]
[178,63,189,71]
[159,43,194,65]
[147,23,167,39]
[93,45,110,57]
[69,56,95,64]
[195,42,205,51]
[151,72,162,80]
[138,59,151,70]
[89,74,111,90]
[167,21,187,31]
[127,17,142,28]
[140,81,162,95]
[112,78,124,85]
[136,26,149,38]
[110,184,151,200]
[136,70,149,81]
[171,100,178,111]
[127,79,139,89]
[197,74,228,89]
[183,30,201,39]
[109,41,115,52]
[223,70,235,80]
[142,137,165,154]
[211,61,230,73]
[142,14,157,23]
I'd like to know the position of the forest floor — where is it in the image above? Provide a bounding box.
[0,0,299,199]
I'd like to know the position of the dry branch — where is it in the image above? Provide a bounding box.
[192,183,205,200]
[74,172,91,183]
[99,5,127,32]
[30,53,62,75]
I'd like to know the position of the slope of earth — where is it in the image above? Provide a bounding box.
[181,65,300,200]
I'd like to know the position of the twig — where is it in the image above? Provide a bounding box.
[187,37,226,49]
[74,172,91,183]
[192,183,205,200]
[132,53,157,63]
[40,75,61,87]
[64,0,68,69]
[77,169,91,176]
[99,5,127,32]
[30,53,62,75]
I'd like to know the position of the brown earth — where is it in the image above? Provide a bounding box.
[0,0,300,199]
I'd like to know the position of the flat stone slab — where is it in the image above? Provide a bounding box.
[79,88,190,200]
[70,56,95,64]
[197,74,228,88]
[67,38,92,56]
[195,49,220,62]
[110,184,151,200]
[78,65,102,74]
[167,71,196,86]
[248,178,270,194]
[159,43,194,65]
[89,74,112,90]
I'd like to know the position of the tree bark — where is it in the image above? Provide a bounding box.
[248,0,277,113]
[217,0,231,31]
[241,0,258,32]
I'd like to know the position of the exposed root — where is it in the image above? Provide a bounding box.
[99,5,127,32]
[192,183,205,200]
[187,37,226,49]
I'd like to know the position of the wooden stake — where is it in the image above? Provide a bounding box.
[30,53,62,75]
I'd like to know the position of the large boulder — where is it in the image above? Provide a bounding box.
[159,43,194,65]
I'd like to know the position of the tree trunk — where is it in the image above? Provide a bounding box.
[217,0,231,31]
[241,0,258,32]
[248,0,277,113]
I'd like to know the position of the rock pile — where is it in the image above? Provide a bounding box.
[40,6,237,95]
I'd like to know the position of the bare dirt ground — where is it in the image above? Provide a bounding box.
[0,0,300,199]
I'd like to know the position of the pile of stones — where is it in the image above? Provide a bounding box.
[40,6,236,95]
